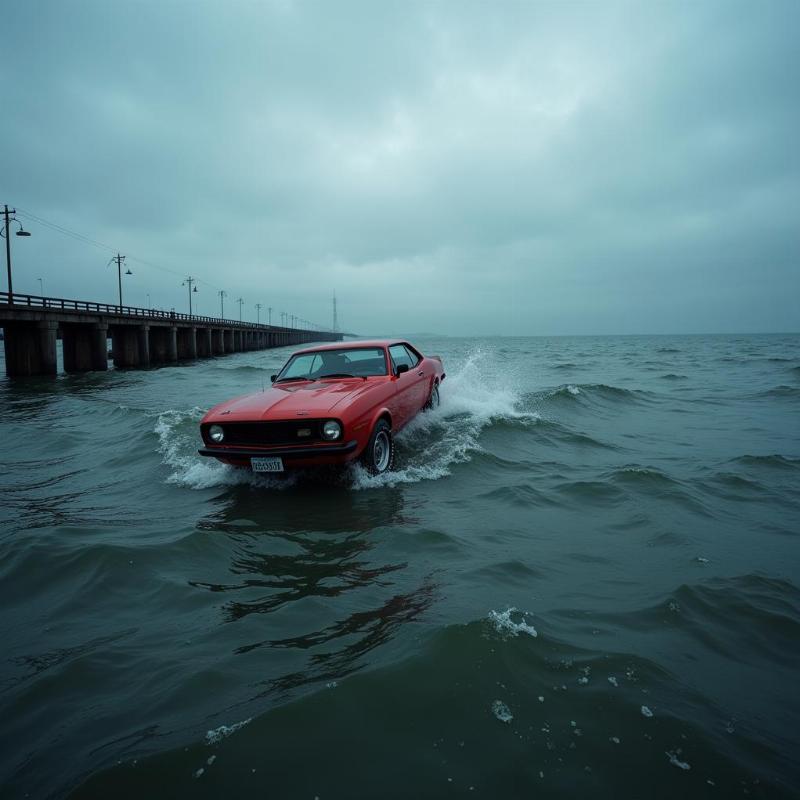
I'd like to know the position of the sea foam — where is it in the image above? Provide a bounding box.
[487,607,538,638]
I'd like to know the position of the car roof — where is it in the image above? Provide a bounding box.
[293,339,404,354]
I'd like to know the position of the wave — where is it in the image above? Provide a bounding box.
[757,385,800,399]
[70,611,800,799]
[729,454,799,470]
[535,383,651,409]
[659,373,687,381]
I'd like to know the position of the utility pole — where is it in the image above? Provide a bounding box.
[218,289,227,319]
[111,253,131,308]
[182,276,197,316]
[237,297,244,321]
[2,205,31,303]
[255,302,262,324]
[333,290,338,333]
[268,306,272,325]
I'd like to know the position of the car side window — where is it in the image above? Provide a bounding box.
[389,344,413,372]
[402,344,420,367]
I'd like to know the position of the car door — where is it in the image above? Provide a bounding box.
[401,343,429,411]
[388,344,418,427]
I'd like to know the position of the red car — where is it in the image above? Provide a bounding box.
[198,340,445,475]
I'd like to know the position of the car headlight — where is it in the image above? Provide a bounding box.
[209,424,225,443]
[322,420,342,440]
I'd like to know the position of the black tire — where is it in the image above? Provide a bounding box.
[424,381,440,411]
[362,419,395,475]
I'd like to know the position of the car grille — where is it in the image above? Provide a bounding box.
[206,420,325,446]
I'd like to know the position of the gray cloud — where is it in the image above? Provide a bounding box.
[2,0,797,334]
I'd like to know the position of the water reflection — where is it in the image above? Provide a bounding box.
[257,580,438,698]
[191,485,438,699]
[200,481,410,535]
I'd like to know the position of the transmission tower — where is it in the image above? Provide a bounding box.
[332,290,338,332]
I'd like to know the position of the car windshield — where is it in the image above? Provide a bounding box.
[276,347,388,381]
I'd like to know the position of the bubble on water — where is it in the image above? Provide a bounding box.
[610,736,621,744]
[666,750,691,770]
[491,700,514,723]
[608,676,618,687]
[193,768,205,779]
[641,706,654,718]
[487,608,538,638]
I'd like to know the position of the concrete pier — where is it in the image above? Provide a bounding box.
[197,327,212,358]
[149,326,177,365]
[62,323,109,373]
[1,291,343,377]
[2,321,58,376]
[177,327,197,360]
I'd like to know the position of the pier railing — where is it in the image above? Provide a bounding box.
[0,291,328,332]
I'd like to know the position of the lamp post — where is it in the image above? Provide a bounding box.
[146,293,151,310]
[255,302,262,324]
[237,297,244,321]
[108,253,132,309]
[218,289,227,319]
[268,306,272,325]
[182,276,198,317]
[38,277,43,296]
[2,205,32,303]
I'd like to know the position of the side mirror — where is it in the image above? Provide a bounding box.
[270,374,277,383]
[395,363,409,377]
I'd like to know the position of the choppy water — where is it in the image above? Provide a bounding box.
[1,333,799,799]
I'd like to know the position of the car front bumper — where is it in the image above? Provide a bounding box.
[198,440,359,461]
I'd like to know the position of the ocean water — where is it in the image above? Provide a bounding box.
[0,333,798,799]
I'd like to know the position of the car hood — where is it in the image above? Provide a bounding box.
[203,380,375,422]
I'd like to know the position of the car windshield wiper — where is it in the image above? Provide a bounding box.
[275,376,315,384]
[318,373,356,379]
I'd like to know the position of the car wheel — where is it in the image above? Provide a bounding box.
[424,381,440,411]
[362,419,394,475]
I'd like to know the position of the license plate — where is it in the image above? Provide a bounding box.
[251,456,284,473]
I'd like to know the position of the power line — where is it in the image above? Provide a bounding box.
[10,204,334,331]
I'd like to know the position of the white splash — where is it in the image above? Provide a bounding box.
[351,348,539,489]
[666,750,691,770]
[567,385,581,395]
[154,408,297,491]
[491,700,514,723]
[205,717,252,745]
[641,705,654,718]
[154,348,539,491]
[487,608,538,638]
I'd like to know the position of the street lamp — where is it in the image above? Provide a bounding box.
[218,290,227,319]
[182,276,198,316]
[255,302,262,324]
[38,277,44,296]
[237,297,244,321]
[2,205,32,303]
[107,253,132,308]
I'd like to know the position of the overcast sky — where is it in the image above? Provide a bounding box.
[2,0,798,335]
